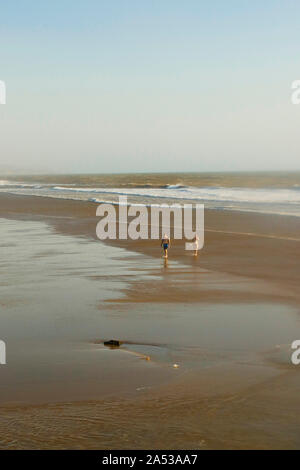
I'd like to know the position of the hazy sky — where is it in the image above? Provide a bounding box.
[0,0,300,174]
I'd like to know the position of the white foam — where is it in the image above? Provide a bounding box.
[1,181,300,217]
[49,185,300,204]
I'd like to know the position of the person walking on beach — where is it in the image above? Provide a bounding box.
[193,234,199,257]
[161,233,170,258]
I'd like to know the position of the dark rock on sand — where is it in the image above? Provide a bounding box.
[104,340,121,347]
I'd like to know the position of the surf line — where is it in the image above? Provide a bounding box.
[205,228,300,243]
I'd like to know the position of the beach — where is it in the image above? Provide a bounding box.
[2,0,300,455]
[0,191,300,449]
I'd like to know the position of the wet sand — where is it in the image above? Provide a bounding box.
[1,193,300,301]
[0,193,300,449]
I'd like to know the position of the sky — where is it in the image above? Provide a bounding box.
[0,0,300,174]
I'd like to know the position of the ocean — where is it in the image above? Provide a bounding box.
[1,172,300,217]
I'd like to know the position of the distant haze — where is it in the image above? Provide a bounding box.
[1,1,300,174]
